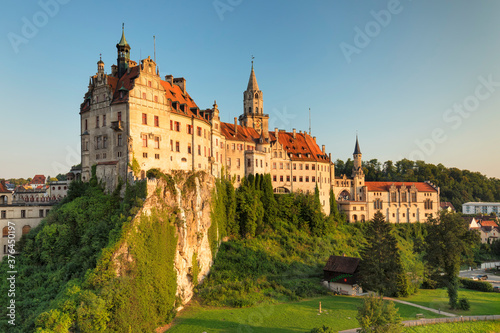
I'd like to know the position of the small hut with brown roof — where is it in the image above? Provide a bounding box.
[322,255,362,295]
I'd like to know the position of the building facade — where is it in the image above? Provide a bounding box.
[463,202,500,215]
[333,138,440,223]
[80,29,334,212]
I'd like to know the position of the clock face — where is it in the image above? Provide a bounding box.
[256,119,261,129]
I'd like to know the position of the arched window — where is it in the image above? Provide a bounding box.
[361,215,365,222]
[255,93,258,98]
[22,225,31,235]
[352,214,358,222]
[2,227,8,237]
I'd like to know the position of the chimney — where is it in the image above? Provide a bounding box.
[299,130,302,134]
[173,77,186,94]
[293,128,296,139]
[234,117,238,134]
[329,153,331,161]
[313,136,316,142]
[322,145,325,154]
[165,75,173,85]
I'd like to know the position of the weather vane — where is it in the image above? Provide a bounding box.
[251,55,254,66]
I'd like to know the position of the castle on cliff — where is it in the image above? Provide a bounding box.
[79,27,440,221]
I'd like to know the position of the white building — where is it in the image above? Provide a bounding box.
[462,202,500,215]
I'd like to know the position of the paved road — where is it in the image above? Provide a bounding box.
[459,268,500,287]
[382,297,456,317]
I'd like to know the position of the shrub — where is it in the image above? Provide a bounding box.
[308,326,335,333]
[357,294,403,333]
[458,298,470,311]
[459,278,493,292]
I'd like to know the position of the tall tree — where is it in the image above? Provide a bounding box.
[424,212,480,309]
[359,211,408,296]
[357,294,402,333]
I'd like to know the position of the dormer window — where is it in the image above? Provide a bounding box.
[120,91,124,99]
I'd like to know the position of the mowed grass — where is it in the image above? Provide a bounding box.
[167,295,444,333]
[398,288,500,316]
[404,320,500,332]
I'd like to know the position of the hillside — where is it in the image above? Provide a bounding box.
[336,158,500,211]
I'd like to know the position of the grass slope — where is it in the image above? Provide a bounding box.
[168,295,444,333]
[398,288,500,316]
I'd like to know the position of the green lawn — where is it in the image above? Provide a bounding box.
[167,295,444,333]
[397,288,500,316]
[403,320,500,332]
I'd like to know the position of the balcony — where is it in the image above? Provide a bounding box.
[111,121,123,131]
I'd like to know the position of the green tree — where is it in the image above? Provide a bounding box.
[357,294,402,333]
[358,211,408,296]
[424,212,480,309]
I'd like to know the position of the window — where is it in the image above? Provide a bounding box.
[401,192,407,202]
[237,175,240,182]
[391,192,397,202]
[154,116,159,127]
[148,80,152,87]
[170,140,174,151]
[299,164,303,170]
[374,199,383,210]
[117,151,122,157]
[312,176,316,182]
[424,200,433,210]
[0,210,5,219]
[353,206,357,211]
[286,176,290,182]
[39,209,43,217]
[96,116,99,128]
[143,152,148,158]
[198,145,201,155]
[247,159,251,167]
[293,163,296,170]
[305,164,309,170]
[411,192,417,202]
[280,176,283,182]
[142,134,148,147]
[118,134,123,146]
[197,127,202,136]
[175,121,180,132]
[142,92,146,99]
[236,158,240,168]
[103,136,107,148]
[273,162,276,169]
[117,112,122,122]
[187,124,192,134]
[232,143,235,150]
[154,137,160,149]
[299,177,303,182]
[142,113,147,125]
[176,141,180,152]
[2,227,7,237]
[286,163,290,170]
[312,164,315,170]
[227,158,231,166]
[293,176,296,182]
[84,119,88,131]
[21,210,26,218]
[273,175,277,182]
[155,154,160,160]
[103,115,106,126]
[279,163,283,169]
[204,129,206,138]
[305,176,309,182]
[170,120,173,130]
[188,144,192,154]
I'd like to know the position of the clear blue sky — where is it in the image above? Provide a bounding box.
[1,0,500,179]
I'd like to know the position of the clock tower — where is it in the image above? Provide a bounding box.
[240,62,269,137]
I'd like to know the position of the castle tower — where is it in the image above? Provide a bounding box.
[97,55,105,74]
[240,62,269,137]
[352,135,365,201]
[116,24,131,78]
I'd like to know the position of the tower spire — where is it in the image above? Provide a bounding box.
[354,134,361,155]
[247,58,259,91]
[116,24,131,78]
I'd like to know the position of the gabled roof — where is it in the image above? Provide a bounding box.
[324,255,360,274]
[480,220,498,228]
[31,175,46,184]
[220,122,261,143]
[269,131,329,162]
[0,182,10,193]
[365,182,437,192]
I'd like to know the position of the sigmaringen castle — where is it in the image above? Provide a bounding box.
[79,28,440,223]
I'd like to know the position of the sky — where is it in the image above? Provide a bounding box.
[1,0,500,179]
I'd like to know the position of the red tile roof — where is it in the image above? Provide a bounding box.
[365,181,437,192]
[480,220,498,227]
[270,131,330,162]
[31,175,46,185]
[0,182,10,193]
[220,122,261,143]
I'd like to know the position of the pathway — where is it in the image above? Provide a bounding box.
[382,296,456,317]
[338,315,500,333]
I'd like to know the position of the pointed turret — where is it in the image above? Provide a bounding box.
[116,24,131,78]
[247,62,259,91]
[354,135,361,155]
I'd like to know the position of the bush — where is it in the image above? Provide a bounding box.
[357,295,403,333]
[458,298,471,310]
[459,278,493,292]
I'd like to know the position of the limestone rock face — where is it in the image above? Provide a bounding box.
[144,171,215,308]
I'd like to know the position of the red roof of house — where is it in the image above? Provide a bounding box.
[324,255,360,274]
[365,181,437,192]
[270,131,329,162]
[0,182,10,193]
[480,220,498,227]
[220,122,261,143]
[31,175,46,184]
